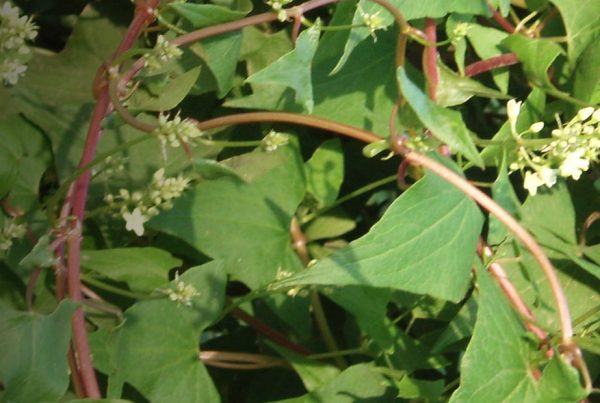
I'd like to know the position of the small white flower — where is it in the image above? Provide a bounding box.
[123,207,149,236]
[507,99,522,135]
[164,272,199,306]
[143,35,182,71]
[0,59,27,85]
[452,23,470,39]
[538,167,557,188]
[560,149,590,180]
[358,6,387,41]
[523,170,544,196]
[261,130,289,152]
[154,112,203,148]
[577,107,595,121]
[529,121,544,133]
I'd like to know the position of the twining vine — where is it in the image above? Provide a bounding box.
[15,0,593,398]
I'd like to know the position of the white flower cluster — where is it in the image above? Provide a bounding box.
[261,130,289,152]
[0,1,38,85]
[104,168,191,236]
[358,5,387,41]
[163,272,199,307]
[0,218,26,251]
[143,35,182,71]
[265,0,292,22]
[154,112,204,148]
[507,100,600,196]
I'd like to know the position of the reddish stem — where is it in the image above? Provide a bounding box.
[231,307,311,356]
[465,53,519,77]
[488,3,515,33]
[422,18,438,100]
[479,242,550,350]
[61,1,160,397]
[291,14,303,45]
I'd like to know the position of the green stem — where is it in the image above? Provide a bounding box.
[472,137,551,148]
[573,303,600,328]
[301,174,397,224]
[311,291,347,369]
[200,139,263,148]
[80,274,155,300]
[544,87,592,108]
[307,347,368,360]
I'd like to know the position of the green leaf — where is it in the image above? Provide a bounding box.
[538,355,587,402]
[81,248,182,293]
[149,146,306,288]
[246,25,320,113]
[396,376,445,401]
[189,32,242,98]
[274,363,393,402]
[397,67,484,167]
[228,4,400,136]
[332,0,493,74]
[0,300,77,402]
[326,286,394,348]
[169,0,251,28]
[105,261,225,402]
[451,270,531,401]
[17,1,127,106]
[465,23,510,92]
[303,212,356,241]
[432,295,478,353]
[128,67,201,111]
[572,40,600,104]
[269,343,340,391]
[436,62,511,107]
[488,156,521,245]
[446,14,472,75]
[19,235,55,271]
[0,147,18,200]
[0,115,52,212]
[305,138,344,208]
[450,269,585,402]
[550,0,600,65]
[277,171,483,302]
[502,35,565,90]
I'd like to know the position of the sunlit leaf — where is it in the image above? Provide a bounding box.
[277,171,483,302]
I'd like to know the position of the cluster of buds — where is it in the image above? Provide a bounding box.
[143,35,182,72]
[357,5,387,41]
[162,272,200,307]
[451,22,470,40]
[261,130,289,152]
[265,0,292,22]
[154,112,204,149]
[0,2,38,85]
[507,100,600,196]
[0,218,26,251]
[104,168,191,236]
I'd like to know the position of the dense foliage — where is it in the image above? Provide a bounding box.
[1,0,600,401]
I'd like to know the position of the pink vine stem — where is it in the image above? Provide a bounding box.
[422,18,438,100]
[465,53,519,77]
[60,1,160,397]
[487,3,516,33]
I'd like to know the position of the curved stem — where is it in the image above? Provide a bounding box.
[107,70,158,133]
[465,53,519,77]
[391,142,573,345]
[196,112,383,144]
[195,109,576,352]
